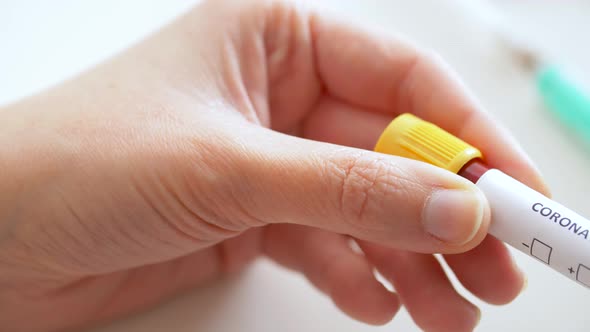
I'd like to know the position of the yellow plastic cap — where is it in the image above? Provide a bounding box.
[374,113,482,174]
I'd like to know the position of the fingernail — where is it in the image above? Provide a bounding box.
[423,189,485,245]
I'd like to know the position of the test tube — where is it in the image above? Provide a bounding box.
[374,113,590,289]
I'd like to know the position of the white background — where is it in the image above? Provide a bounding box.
[2,0,590,331]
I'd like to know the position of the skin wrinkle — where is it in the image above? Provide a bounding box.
[349,158,382,221]
[298,12,329,137]
[221,37,256,124]
[297,9,324,127]
[227,182,268,228]
[177,130,264,233]
[250,33,271,126]
[111,176,172,255]
[148,169,247,255]
[232,32,265,126]
[132,179,212,247]
[156,169,244,237]
[236,4,269,126]
[52,120,179,269]
[16,221,82,278]
[317,149,362,223]
[210,149,270,229]
[102,185,168,268]
[329,153,417,233]
[53,193,101,273]
[180,165,238,240]
[0,206,14,248]
[264,2,321,132]
[356,165,376,222]
[0,235,60,286]
[107,213,153,263]
[69,176,159,270]
[0,208,19,253]
[326,152,405,233]
[207,131,271,229]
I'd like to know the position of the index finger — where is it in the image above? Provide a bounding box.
[311,15,549,195]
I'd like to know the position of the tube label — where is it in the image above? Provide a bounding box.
[477,169,590,289]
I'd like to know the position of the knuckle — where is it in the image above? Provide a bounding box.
[176,133,268,231]
[325,151,412,225]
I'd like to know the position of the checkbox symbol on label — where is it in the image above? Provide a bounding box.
[530,238,552,265]
[576,264,590,287]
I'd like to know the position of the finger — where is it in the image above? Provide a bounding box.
[304,80,526,303]
[303,96,391,150]
[359,241,481,332]
[311,16,549,195]
[304,87,527,304]
[444,236,525,305]
[263,224,400,325]
[227,123,490,253]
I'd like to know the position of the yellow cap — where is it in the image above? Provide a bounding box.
[374,113,482,174]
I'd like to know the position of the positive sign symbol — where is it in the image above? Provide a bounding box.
[530,238,552,265]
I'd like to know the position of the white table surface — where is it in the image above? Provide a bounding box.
[2,1,590,331]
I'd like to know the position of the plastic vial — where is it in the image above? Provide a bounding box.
[374,113,590,289]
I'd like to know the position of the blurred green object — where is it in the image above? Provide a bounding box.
[537,65,590,142]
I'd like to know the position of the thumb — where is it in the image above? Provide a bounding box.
[232,127,490,253]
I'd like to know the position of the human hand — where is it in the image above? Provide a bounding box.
[0,1,549,331]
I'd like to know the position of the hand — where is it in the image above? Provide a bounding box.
[0,1,549,331]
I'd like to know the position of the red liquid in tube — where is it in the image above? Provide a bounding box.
[458,159,490,184]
